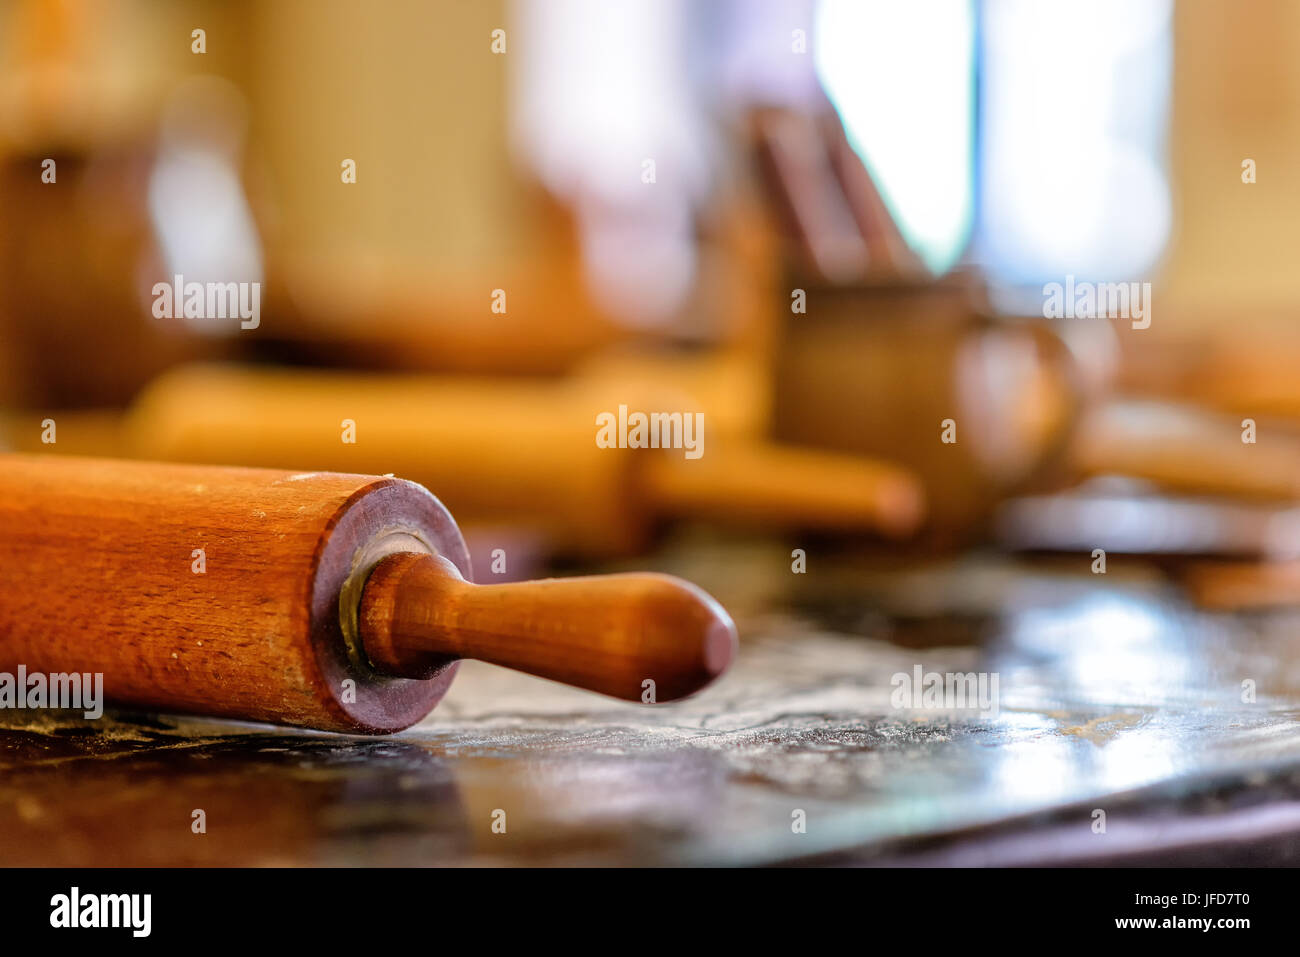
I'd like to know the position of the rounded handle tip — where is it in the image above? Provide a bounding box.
[705,617,738,677]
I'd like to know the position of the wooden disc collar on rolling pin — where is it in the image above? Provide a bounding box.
[0,454,736,733]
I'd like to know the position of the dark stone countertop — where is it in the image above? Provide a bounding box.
[4,543,1300,866]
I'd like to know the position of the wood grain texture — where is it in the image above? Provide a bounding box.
[359,551,736,702]
[0,454,471,733]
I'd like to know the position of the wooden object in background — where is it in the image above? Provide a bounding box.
[1181,560,1300,611]
[751,106,926,282]
[752,103,1092,538]
[262,245,622,376]
[1115,325,1300,422]
[1070,399,1300,500]
[0,1,255,407]
[0,454,735,733]
[3,357,925,554]
[771,280,1082,533]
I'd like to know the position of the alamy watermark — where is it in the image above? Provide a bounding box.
[595,404,704,459]
[1042,275,1151,330]
[891,665,1000,718]
[152,273,261,330]
[0,666,103,719]
[50,887,151,937]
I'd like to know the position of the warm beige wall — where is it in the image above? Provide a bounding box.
[0,0,231,150]
[247,0,529,276]
[8,0,1297,323]
[246,0,1300,321]
[1160,0,1300,319]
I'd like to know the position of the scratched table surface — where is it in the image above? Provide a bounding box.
[5,538,1300,867]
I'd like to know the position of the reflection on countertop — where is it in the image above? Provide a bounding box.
[4,542,1300,866]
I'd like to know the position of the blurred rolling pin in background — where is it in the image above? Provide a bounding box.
[3,352,926,556]
[999,393,1300,611]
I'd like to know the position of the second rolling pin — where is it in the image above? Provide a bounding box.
[8,360,924,553]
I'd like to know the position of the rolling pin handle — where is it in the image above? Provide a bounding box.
[358,552,736,703]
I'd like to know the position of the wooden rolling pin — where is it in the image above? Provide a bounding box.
[1070,399,1300,500]
[5,359,924,554]
[0,455,736,734]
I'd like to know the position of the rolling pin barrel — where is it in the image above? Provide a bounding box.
[0,455,470,733]
[0,455,735,734]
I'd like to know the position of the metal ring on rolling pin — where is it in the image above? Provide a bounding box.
[306,477,473,733]
[338,526,436,670]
